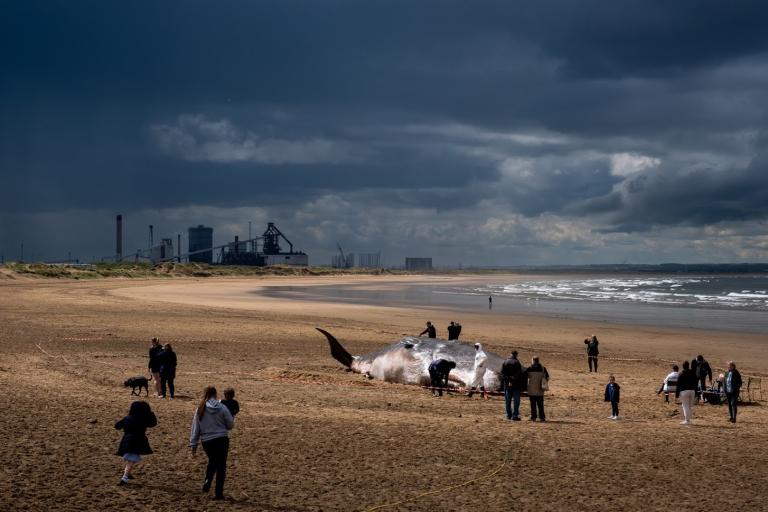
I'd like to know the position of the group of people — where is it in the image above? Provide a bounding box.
[115,338,242,500]
[659,357,743,424]
[419,320,462,340]
[499,351,550,421]
[148,338,177,399]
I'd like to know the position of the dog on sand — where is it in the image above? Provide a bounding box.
[124,376,150,396]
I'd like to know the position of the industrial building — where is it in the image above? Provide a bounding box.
[405,257,433,271]
[188,225,214,264]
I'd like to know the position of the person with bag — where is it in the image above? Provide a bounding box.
[525,356,549,422]
[190,386,235,500]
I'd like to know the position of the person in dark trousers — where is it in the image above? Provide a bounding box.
[221,388,240,417]
[585,335,599,372]
[428,359,456,396]
[158,343,177,399]
[419,321,437,338]
[525,356,549,421]
[455,322,462,339]
[696,355,712,398]
[148,337,163,397]
[724,361,742,423]
[656,365,679,403]
[447,322,458,341]
[676,360,698,425]
[190,386,235,500]
[604,375,621,420]
[115,401,157,485]
[501,350,523,421]
[488,296,493,309]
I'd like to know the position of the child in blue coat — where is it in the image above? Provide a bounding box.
[604,375,621,420]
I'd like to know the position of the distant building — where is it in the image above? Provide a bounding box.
[357,252,381,268]
[405,257,433,271]
[150,238,174,264]
[188,225,214,263]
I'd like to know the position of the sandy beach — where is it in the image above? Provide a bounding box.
[1,274,766,511]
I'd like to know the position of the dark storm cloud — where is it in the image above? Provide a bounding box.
[2,1,768,262]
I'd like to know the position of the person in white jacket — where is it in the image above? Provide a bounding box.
[190,386,234,500]
[467,343,489,399]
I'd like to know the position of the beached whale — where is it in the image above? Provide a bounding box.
[316,328,504,390]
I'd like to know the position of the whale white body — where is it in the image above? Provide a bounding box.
[317,329,503,390]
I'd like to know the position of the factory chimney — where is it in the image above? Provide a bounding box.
[116,215,123,262]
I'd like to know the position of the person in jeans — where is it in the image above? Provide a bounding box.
[584,335,599,372]
[190,386,235,500]
[500,350,523,421]
[525,356,549,422]
[676,360,698,425]
[724,361,742,423]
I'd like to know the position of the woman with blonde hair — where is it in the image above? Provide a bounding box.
[190,386,235,500]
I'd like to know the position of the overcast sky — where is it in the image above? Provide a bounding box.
[2,1,768,265]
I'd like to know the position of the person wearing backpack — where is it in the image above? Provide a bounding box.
[525,356,549,422]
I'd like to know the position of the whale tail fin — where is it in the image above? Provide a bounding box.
[316,328,354,368]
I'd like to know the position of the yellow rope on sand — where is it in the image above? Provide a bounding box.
[362,454,509,512]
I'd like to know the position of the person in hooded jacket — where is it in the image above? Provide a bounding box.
[190,386,235,500]
[115,401,157,485]
[467,343,489,399]
[157,343,177,399]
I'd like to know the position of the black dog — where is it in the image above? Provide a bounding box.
[124,376,150,396]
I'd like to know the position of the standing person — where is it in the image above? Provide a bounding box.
[604,375,621,420]
[526,356,549,421]
[488,296,493,309]
[500,350,523,421]
[419,321,437,338]
[428,359,456,397]
[724,361,742,423]
[656,365,679,403]
[190,386,235,500]
[584,335,599,372]
[455,322,462,339]
[447,322,458,341]
[148,337,163,397]
[115,401,157,485]
[676,361,697,425]
[467,343,489,399]
[158,343,177,399]
[696,355,712,398]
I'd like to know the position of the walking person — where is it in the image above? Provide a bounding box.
[525,356,549,422]
[605,375,621,420]
[158,343,177,399]
[419,321,437,338]
[501,350,523,421]
[466,343,489,399]
[584,335,599,372]
[724,361,742,423]
[148,337,163,397]
[115,401,157,485]
[676,361,698,425]
[190,386,235,500]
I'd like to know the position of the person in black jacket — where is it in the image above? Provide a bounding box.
[447,322,458,340]
[585,335,599,372]
[419,321,437,338]
[675,360,698,425]
[148,337,163,397]
[428,359,456,396]
[724,361,743,423]
[115,401,157,485]
[604,375,621,420]
[501,351,523,420]
[695,355,712,398]
[158,343,177,399]
[221,388,240,417]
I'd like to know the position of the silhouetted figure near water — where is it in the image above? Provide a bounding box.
[488,296,493,309]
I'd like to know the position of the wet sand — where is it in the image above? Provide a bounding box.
[1,275,767,511]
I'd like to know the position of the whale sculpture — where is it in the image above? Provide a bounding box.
[316,328,504,390]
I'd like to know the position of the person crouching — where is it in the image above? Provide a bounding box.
[428,359,456,397]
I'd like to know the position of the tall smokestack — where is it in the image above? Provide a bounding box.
[116,215,123,262]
